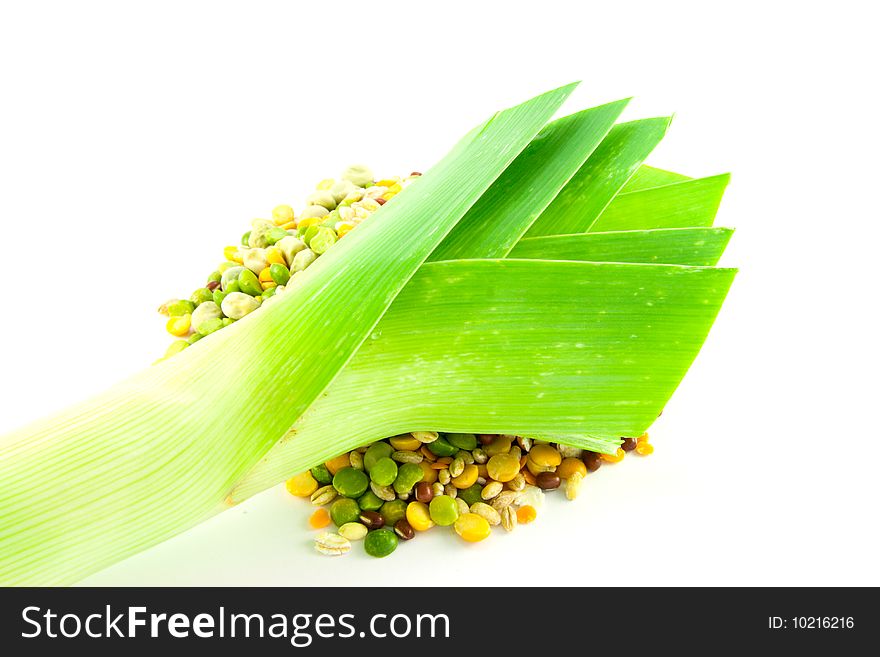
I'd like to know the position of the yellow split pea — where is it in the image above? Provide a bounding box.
[418,461,438,485]
[557,457,587,480]
[389,435,421,451]
[272,204,295,225]
[165,314,191,337]
[528,444,562,468]
[486,453,520,482]
[452,464,478,489]
[324,453,351,475]
[286,471,318,497]
[265,246,285,265]
[454,513,490,542]
[601,447,625,463]
[406,501,434,531]
[484,435,513,457]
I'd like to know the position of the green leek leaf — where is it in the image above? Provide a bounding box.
[590,174,730,232]
[621,164,690,192]
[510,227,734,266]
[430,98,629,261]
[232,259,736,501]
[523,117,672,237]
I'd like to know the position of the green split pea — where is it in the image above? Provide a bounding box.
[364,528,398,558]
[332,467,368,498]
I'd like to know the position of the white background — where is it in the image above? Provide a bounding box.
[1,0,877,586]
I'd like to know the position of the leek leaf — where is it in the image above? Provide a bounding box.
[621,164,690,192]
[590,174,730,232]
[523,117,672,237]
[232,259,736,501]
[510,227,734,266]
[430,98,629,261]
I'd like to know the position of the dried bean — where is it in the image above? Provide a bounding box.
[536,471,561,490]
[394,519,415,540]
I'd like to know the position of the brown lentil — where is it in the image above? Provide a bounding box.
[359,510,385,529]
[393,519,415,540]
[535,471,561,490]
[621,436,638,452]
[414,481,434,504]
[584,451,602,472]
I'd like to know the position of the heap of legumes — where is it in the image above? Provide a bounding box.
[300,432,653,557]
[157,165,415,355]
[157,164,656,558]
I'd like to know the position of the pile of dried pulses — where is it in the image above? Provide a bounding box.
[294,432,654,558]
[157,165,419,357]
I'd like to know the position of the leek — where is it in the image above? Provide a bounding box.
[0,83,736,585]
